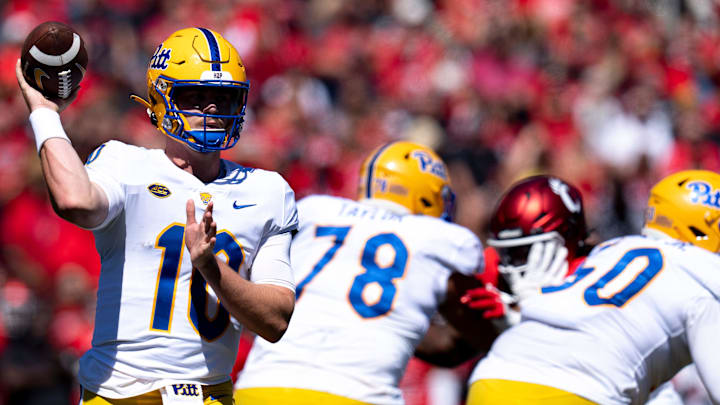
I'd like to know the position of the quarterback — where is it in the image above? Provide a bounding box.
[468,170,720,404]
[16,28,297,404]
[234,141,486,405]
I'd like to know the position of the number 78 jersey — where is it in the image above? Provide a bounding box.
[236,195,483,405]
[472,235,720,405]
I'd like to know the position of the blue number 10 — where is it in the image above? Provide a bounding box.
[151,223,244,340]
[542,247,663,307]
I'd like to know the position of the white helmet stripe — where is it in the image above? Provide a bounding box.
[29,33,81,66]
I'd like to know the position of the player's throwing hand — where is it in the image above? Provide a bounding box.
[185,199,217,271]
[15,59,77,113]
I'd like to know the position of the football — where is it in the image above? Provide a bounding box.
[20,21,88,100]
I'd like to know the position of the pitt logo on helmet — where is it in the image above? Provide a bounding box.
[411,151,448,180]
[149,46,171,70]
[148,183,171,198]
[686,181,720,209]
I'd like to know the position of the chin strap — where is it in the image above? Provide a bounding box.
[130,94,158,126]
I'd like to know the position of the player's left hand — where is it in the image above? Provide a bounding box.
[185,199,217,271]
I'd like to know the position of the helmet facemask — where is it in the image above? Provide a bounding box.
[159,78,248,152]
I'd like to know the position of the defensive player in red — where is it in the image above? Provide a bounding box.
[463,175,590,328]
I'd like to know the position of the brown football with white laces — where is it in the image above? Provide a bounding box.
[20,21,88,100]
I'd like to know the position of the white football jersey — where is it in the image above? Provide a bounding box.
[235,195,483,405]
[470,235,720,405]
[77,141,298,398]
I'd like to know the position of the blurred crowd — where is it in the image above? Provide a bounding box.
[0,0,719,404]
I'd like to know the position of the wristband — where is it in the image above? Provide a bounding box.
[29,108,71,154]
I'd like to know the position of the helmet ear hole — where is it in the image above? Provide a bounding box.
[420,198,432,208]
[689,226,707,239]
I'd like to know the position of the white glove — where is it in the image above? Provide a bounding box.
[506,239,568,303]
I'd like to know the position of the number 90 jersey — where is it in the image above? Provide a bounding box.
[235,195,483,405]
[78,141,298,398]
[471,235,720,405]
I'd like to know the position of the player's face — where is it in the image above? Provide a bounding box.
[172,87,243,130]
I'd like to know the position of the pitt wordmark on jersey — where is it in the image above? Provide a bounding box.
[78,141,298,398]
[470,234,720,405]
[235,195,483,405]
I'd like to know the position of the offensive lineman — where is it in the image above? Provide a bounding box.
[468,170,720,404]
[234,141,488,405]
[461,175,682,404]
[15,28,297,404]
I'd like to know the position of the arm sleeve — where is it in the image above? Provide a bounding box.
[250,232,295,293]
[686,297,720,404]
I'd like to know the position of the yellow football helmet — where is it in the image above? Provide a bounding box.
[644,170,720,252]
[131,27,249,152]
[358,141,455,220]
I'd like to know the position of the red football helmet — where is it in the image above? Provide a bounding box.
[487,176,588,284]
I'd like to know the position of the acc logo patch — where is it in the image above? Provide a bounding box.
[199,192,212,205]
[148,183,171,198]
